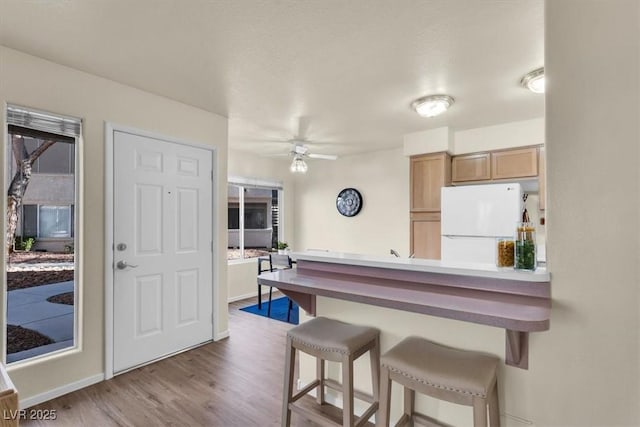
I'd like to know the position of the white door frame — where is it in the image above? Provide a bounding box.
[104,122,217,379]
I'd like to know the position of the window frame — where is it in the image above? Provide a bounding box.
[227,176,283,264]
[4,108,82,366]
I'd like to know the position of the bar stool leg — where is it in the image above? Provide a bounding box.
[370,336,380,404]
[316,358,325,405]
[472,397,488,427]
[377,366,391,427]
[282,339,296,427]
[488,380,501,427]
[404,386,415,424]
[342,354,355,427]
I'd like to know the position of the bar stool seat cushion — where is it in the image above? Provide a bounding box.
[287,317,379,355]
[381,336,499,398]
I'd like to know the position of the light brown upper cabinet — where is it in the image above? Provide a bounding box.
[410,152,451,212]
[538,146,546,210]
[451,146,541,183]
[451,153,491,182]
[491,147,538,180]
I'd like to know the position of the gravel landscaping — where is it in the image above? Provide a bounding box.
[7,325,54,354]
[6,252,75,355]
[7,252,74,291]
[8,252,73,265]
[46,292,74,306]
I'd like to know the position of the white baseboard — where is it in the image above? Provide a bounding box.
[214,329,230,341]
[227,289,271,303]
[20,373,104,409]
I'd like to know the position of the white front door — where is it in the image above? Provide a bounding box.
[112,130,213,374]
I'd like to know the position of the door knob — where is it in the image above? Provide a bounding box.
[116,260,139,270]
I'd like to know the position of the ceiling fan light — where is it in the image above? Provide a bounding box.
[411,95,454,118]
[521,67,545,93]
[290,155,308,173]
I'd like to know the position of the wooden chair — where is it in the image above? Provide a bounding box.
[257,254,294,322]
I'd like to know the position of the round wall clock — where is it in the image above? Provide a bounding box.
[336,188,363,217]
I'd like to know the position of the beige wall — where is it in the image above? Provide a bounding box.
[294,2,640,425]
[227,150,295,301]
[293,147,410,256]
[539,0,639,425]
[0,47,229,403]
[453,118,544,155]
[403,118,544,156]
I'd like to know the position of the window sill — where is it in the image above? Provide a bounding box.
[227,258,260,266]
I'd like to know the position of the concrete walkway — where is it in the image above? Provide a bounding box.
[7,281,74,363]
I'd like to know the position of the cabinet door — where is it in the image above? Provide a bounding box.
[410,212,441,259]
[538,146,546,210]
[491,147,538,179]
[410,153,450,212]
[451,153,491,182]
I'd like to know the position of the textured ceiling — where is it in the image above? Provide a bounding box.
[0,0,544,158]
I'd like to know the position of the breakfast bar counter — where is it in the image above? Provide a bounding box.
[257,251,551,369]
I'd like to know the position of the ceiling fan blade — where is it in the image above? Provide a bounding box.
[307,153,338,160]
[262,153,292,157]
[296,116,311,140]
[293,144,309,155]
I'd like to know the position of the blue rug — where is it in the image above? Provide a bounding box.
[240,296,299,325]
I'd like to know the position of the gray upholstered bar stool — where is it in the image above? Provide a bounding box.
[282,317,381,427]
[377,336,500,427]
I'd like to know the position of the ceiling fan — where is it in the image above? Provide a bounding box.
[286,142,338,173]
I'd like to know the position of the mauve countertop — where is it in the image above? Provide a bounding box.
[291,250,550,282]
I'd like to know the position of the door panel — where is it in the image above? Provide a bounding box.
[177,188,199,252]
[136,274,163,336]
[113,130,213,373]
[176,269,199,325]
[451,153,491,182]
[136,184,163,254]
[491,147,538,179]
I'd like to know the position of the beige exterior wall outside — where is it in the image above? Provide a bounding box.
[23,175,75,205]
[0,46,229,403]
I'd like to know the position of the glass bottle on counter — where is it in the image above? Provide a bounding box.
[515,222,536,271]
[496,238,515,268]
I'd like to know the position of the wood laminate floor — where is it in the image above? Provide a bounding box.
[20,295,318,427]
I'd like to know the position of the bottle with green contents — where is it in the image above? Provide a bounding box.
[515,222,537,271]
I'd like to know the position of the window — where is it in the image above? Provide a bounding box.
[39,206,72,238]
[5,105,80,364]
[21,204,75,239]
[228,178,282,260]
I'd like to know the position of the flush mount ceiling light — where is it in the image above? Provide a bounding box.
[290,154,308,173]
[521,67,545,93]
[411,94,455,118]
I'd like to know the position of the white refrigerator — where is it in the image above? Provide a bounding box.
[441,183,522,264]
